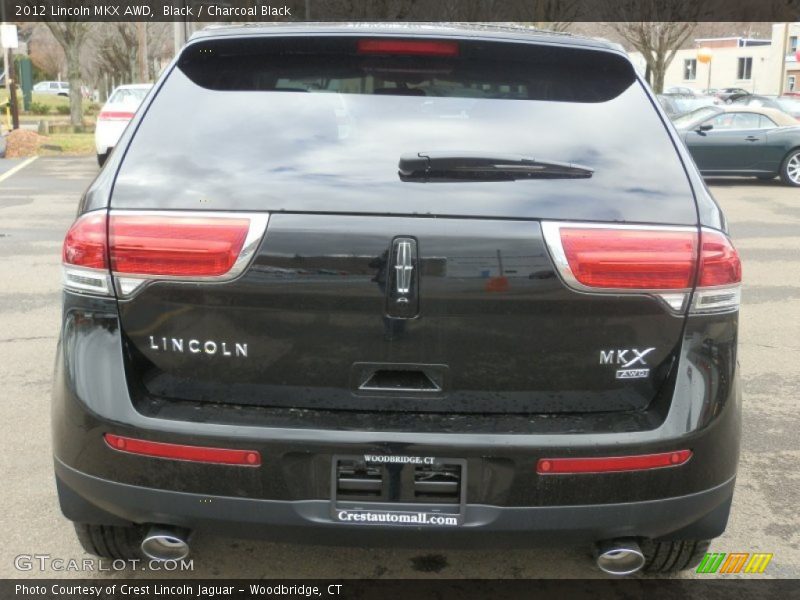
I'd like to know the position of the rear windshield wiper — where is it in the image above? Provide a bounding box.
[399,152,594,182]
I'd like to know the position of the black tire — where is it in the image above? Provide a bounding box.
[641,539,711,573]
[97,152,107,167]
[779,149,800,187]
[73,523,146,560]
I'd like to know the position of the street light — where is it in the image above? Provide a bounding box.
[697,47,713,92]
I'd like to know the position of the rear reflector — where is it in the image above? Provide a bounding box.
[558,227,696,290]
[537,450,692,474]
[357,39,459,57]
[104,433,261,466]
[98,111,135,121]
[109,215,251,277]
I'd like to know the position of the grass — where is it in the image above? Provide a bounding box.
[0,90,97,114]
[38,133,95,156]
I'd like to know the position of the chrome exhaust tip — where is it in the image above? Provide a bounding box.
[595,539,646,576]
[140,526,190,562]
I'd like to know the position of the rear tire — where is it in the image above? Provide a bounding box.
[641,539,711,573]
[73,523,146,560]
[779,149,800,187]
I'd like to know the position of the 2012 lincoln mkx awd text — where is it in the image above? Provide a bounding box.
[53,23,742,575]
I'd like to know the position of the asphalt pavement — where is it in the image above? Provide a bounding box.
[0,157,797,579]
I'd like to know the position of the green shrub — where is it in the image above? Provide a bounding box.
[29,102,50,115]
[55,105,71,115]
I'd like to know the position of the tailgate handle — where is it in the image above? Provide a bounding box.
[359,369,441,393]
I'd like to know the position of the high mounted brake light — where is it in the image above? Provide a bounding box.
[542,222,741,314]
[61,211,269,298]
[357,39,460,57]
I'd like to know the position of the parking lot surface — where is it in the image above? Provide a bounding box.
[0,157,797,579]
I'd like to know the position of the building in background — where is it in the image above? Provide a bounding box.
[630,23,799,95]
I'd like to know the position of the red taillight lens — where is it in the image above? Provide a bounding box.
[357,39,459,57]
[98,111,135,121]
[559,228,697,290]
[698,230,741,287]
[62,212,108,269]
[109,215,250,277]
[537,450,692,474]
[104,434,261,466]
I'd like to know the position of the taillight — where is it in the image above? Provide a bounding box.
[357,39,459,57]
[542,222,741,313]
[62,212,112,295]
[558,227,696,290]
[62,211,269,298]
[98,111,135,121]
[110,215,251,277]
[693,229,742,313]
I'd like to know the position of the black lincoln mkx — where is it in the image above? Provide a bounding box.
[53,23,742,575]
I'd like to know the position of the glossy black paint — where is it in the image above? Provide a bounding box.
[54,25,740,545]
[120,214,686,414]
[54,291,739,511]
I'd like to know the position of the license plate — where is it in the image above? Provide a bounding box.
[331,455,466,526]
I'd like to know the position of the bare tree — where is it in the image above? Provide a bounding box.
[43,20,91,126]
[609,21,698,93]
[605,0,704,93]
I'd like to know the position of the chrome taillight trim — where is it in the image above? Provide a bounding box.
[109,210,270,300]
[541,221,741,315]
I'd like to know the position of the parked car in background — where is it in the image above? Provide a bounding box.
[55,23,742,577]
[664,86,697,96]
[715,88,750,104]
[675,105,800,186]
[656,94,683,118]
[33,81,70,96]
[95,84,153,166]
[732,94,800,120]
[775,96,800,120]
[661,92,717,117]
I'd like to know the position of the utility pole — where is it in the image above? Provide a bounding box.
[778,23,790,95]
[137,22,148,82]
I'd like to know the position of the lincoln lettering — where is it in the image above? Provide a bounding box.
[148,336,248,358]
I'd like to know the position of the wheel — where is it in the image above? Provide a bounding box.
[97,152,107,167]
[779,149,800,187]
[641,539,710,573]
[73,522,146,560]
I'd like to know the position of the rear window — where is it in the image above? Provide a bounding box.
[109,88,149,105]
[111,35,697,224]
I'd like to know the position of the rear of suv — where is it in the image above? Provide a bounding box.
[53,24,741,575]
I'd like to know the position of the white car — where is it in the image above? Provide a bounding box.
[33,81,70,96]
[95,84,152,166]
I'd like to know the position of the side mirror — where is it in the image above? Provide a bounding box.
[696,123,714,133]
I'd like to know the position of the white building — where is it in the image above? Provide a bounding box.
[629,23,799,95]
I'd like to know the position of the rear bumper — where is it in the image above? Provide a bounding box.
[55,458,735,547]
[52,294,741,544]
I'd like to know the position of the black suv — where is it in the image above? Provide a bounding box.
[54,24,742,576]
